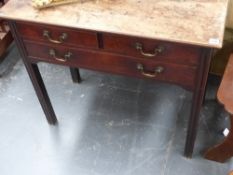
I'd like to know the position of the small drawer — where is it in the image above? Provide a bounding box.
[102,34,201,66]
[16,22,98,48]
[24,41,196,91]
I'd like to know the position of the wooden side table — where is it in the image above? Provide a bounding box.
[0,0,229,158]
[205,54,233,163]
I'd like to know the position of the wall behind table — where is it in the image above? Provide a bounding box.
[210,0,233,76]
[226,0,233,29]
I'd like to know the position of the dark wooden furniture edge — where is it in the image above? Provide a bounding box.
[204,114,233,163]
[204,54,233,163]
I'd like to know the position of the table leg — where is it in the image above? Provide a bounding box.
[70,67,81,83]
[9,21,57,125]
[184,49,212,157]
[184,89,205,157]
[204,115,233,163]
[26,63,58,124]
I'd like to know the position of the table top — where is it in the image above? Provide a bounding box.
[0,0,229,48]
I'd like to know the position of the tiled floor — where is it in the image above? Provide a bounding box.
[0,44,229,175]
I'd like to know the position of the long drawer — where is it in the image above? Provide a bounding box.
[102,34,201,66]
[16,22,98,49]
[24,41,197,90]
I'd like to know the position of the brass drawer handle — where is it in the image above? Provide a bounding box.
[43,30,68,44]
[135,42,164,57]
[49,49,72,62]
[137,63,164,78]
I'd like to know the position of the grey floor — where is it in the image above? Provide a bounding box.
[0,44,230,175]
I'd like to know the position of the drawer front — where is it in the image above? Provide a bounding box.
[24,41,196,90]
[103,34,201,66]
[16,22,98,48]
